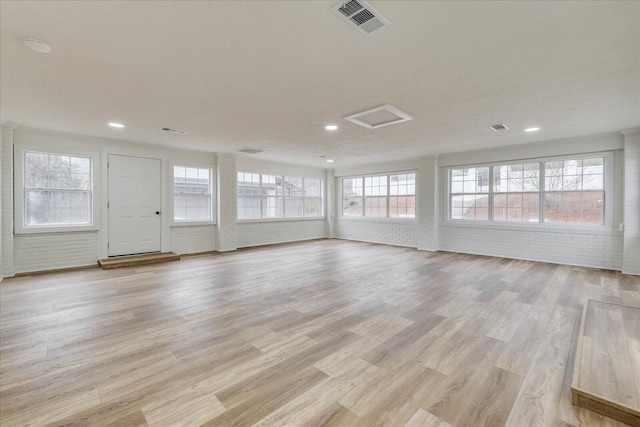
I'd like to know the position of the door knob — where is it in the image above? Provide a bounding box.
[156,211,161,215]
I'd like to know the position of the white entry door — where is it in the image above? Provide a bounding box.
[108,155,162,256]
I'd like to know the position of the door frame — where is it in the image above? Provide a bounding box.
[100,145,169,259]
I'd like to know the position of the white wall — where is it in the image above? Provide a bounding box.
[333,158,426,248]
[0,125,3,283]
[331,132,636,272]
[623,129,640,275]
[2,126,15,278]
[235,156,328,248]
[1,126,638,276]
[3,128,221,275]
[436,132,626,270]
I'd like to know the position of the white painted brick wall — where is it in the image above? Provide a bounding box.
[237,220,327,248]
[14,231,99,274]
[623,131,640,275]
[0,126,3,282]
[335,219,419,248]
[417,156,438,251]
[1,126,14,278]
[170,225,216,254]
[216,154,238,251]
[439,224,624,270]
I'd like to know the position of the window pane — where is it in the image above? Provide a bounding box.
[25,189,90,226]
[343,178,363,216]
[390,174,414,197]
[304,197,322,217]
[366,175,388,196]
[544,191,604,225]
[493,193,507,221]
[389,196,415,218]
[451,194,488,220]
[365,197,387,217]
[284,197,303,217]
[284,177,303,196]
[262,196,283,218]
[262,175,283,196]
[451,167,489,194]
[304,178,321,197]
[237,196,260,219]
[175,166,212,221]
[343,197,363,217]
[24,152,93,228]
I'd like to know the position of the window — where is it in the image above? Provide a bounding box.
[447,154,609,226]
[341,172,416,218]
[22,151,93,228]
[173,166,213,222]
[237,173,323,220]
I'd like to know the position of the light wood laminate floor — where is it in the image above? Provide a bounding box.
[1,239,639,426]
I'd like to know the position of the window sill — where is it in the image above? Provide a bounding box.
[15,225,99,235]
[441,220,622,236]
[337,217,417,224]
[171,221,216,227]
[237,217,325,224]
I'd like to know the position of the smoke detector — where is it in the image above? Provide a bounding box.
[24,38,51,53]
[332,0,390,36]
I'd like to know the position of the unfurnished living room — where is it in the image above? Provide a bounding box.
[1,1,639,426]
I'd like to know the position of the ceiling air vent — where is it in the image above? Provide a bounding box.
[162,127,189,135]
[332,0,390,36]
[236,147,264,155]
[490,124,509,132]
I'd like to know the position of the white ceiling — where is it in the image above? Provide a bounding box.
[1,1,638,167]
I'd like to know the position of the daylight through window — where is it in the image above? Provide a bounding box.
[237,173,323,220]
[23,151,93,227]
[173,166,213,222]
[448,155,606,225]
[342,172,416,218]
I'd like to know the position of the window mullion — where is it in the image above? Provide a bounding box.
[539,162,545,223]
[386,175,390,218]
[281,176,286,218]
[361,177,365,217]
[488,167,494,221]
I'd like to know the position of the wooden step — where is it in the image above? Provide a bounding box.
[571,299,640,427]
[98,252,180,270]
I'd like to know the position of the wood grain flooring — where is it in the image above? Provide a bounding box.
[571,300,640,426]
[1,239,639,426]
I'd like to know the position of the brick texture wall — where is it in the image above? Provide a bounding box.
[623,131,640,274]
[335,219,419,248]
[237,220,326,248]
[14,232,99,274]
[170,225,216,254]
[216,154,238,251]
[439,223,624,270]
[2,127,14,278]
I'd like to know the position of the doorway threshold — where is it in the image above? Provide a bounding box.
[98,252,180,270]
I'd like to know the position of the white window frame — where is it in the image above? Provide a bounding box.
[236,173,324,222]
[444,152,614,229]
[14,144,99,234]
[340,170,418,220]
[170,164,216,226]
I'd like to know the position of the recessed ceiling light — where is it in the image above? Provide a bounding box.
[525,127,540,132]
[24,38,51,53]
[326,159,334,163]
[108,122,124,128]
[325,125,338,131]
